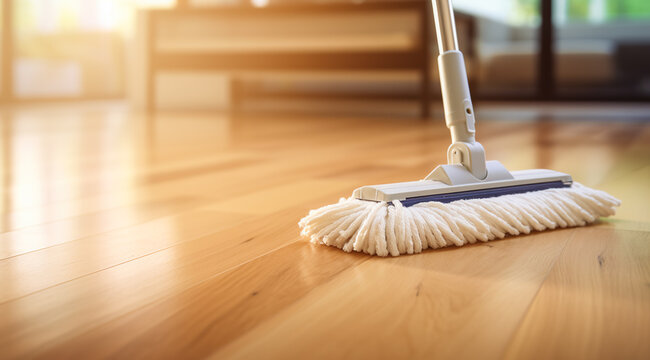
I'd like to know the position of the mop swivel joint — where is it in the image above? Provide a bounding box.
[447,141,487,180]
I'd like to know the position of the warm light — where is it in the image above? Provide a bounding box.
[251,0,269,8]
[132,0,176,8]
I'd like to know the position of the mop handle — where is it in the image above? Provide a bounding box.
[431,0,476,144]
[432,0,459,53]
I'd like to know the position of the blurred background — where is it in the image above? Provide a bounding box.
[0,0,648,115]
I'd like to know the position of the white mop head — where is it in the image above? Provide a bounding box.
[299,182,620,256]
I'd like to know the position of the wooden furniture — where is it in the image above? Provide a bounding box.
[1,102,649,359]
[146,0,433,117]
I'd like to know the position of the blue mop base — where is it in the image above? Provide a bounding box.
[400,180,571,207]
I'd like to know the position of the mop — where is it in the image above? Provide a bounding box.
[299,0,620,256]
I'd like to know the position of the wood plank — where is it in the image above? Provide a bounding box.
[0,209,247,302]
[0,210,294,359]
[0,191,351,359]
[0,178,350,302]
[32,242,368,359]
[206,179,352,215]
[0,196,206,259]
[503,228,650,360]
[213,228,576,360]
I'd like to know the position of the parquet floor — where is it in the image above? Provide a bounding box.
[1,102,648,359]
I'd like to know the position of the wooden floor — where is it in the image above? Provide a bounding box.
[1,102,649,359]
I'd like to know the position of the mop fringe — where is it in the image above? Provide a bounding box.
[299,182,620,256]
